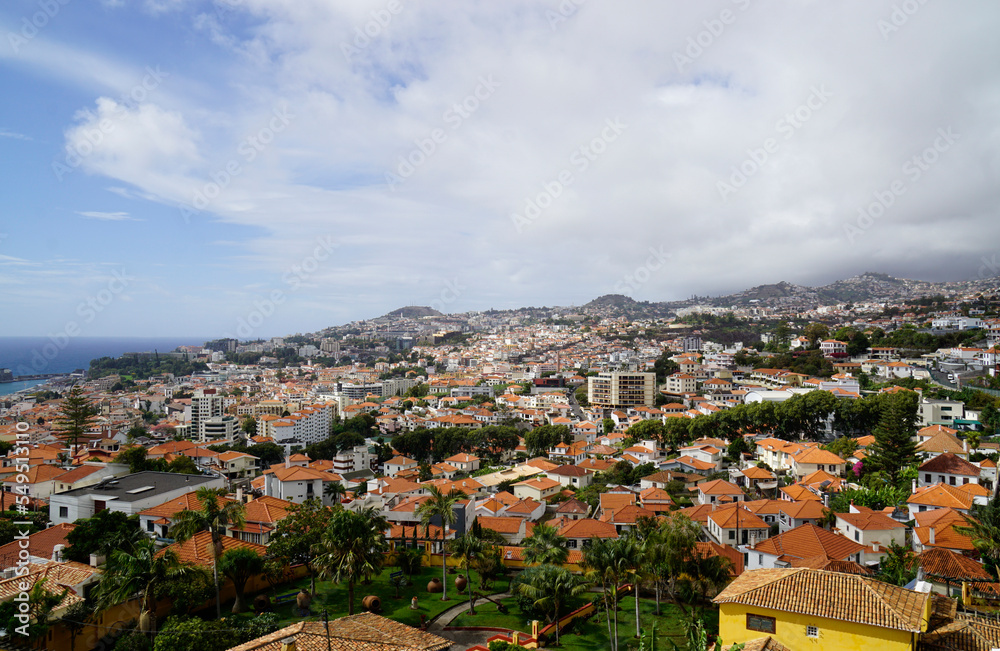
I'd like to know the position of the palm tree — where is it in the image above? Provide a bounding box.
[449,533,484,613]
[611,535,642,643]
[94,538,207,633]
[324,481,347,505]
[515,564,590,646]
[313,508,389,614]
[582,538,619,651]
[521,523,569,566]
[169,487,246,619]
[218,547,266,613]
[415,485,465,601]
[958,494,1000,576]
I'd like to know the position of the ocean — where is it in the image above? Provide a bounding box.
[0,336,209,396]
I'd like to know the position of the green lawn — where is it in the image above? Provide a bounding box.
[451,593,717,651]
[242,566,509,628]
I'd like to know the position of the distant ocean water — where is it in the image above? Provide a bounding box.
[0,336,209,395]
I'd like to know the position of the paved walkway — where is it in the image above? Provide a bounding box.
[425,592,513,648]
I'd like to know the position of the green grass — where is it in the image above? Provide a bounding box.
[241,566,509,629]
[450,594,718,651]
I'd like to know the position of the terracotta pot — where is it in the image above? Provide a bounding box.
[296,590,312,610]
[427,577,443,593]
[253,594,271,613]
[455,574,468,591]
[362,595,382,613]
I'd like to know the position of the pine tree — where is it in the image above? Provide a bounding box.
[866,392,918,485]
[53,386,99,455]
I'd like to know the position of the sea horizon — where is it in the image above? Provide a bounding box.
[0,336,211,382]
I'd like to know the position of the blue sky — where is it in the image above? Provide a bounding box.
[1,0,999,338]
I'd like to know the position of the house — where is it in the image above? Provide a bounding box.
[912,508,976,554]
[156,529,267,567]
[789,448,846,481]
[602,504,657,533]
[503,498,545,521]
[554,497,590,520]
[917,453,980,488]
[512,476,561,502]
[907,482,976,520]
[229,495,294,545]
[558,518,618,548]
[916,426,968,460]
[444,453,480,473]
[714,568,935,651]
[917,547,992,597]
[0,523,75,570]
[49,471,224,525]
[383,456,419,477]
[697,479,744,505]
[819,339,848,355]
[707,505,770,549]
[547,464,593,489]
[138,490,238,541]
[740,466,778,491]
[745,524,867,571]
[262,464,343,505]
[834,505,907,566]
[476,515,533,544]
[776,500,827,533]
[223,612,452,651]
[638,486,675,514]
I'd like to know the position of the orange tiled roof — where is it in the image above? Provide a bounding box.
[919,547,992,582]
[157,529,266,566]
[751,523,866,562]
[224,612,452,651]
[139,490,236,519]
[713,568,929,633]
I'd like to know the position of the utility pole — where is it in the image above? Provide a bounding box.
[324,609,332,651]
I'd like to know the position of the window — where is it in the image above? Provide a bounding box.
[729,530,735,540]
[925,474,931,482]
[146,520,154,532]
[854,531,860,541]
[758,554,763,564]
[806,625,819,638]
[746,613,776,634]
[949,476,956,486]
[59,506,68,518]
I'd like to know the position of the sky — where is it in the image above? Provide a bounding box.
[1,1,999,339]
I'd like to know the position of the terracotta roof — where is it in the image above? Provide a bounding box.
[243,495,293,525]
[600,492,636,513]
[139,490,236,519]
[698,479,743,495]
[708,506,768,530]
[751,523,866,562]
[157,530,266,566]
[792,448,846,465]
[919,548,992,582]
[555,498,589,515]
[789,555,873,575]
[908,483,974,510]
[918,430,967,455]
[558,518,619,540]
[836,506,906,532]
[919,453,980,476]
[713,568,930,633]
[778,500,827,520]
[696,540,743,576]
[0,523,75,569]
[225,613,452,651]
[742,466,776,479]
[53,464,105,484]
[740,638,792,651]
[780,484,822,502]
[476,516,525,535]
[920,614,1000,651]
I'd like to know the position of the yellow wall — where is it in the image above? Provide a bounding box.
[718,603,918,651]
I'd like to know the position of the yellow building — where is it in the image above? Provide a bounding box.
[714,568,932,651]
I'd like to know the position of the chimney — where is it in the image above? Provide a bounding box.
[280,637,296,651]
[964,439,969,453]
[928,527,935,545]
[236,487,244,502]
[285,457,291,469]
[912,479,917,495]
[52,544,65,563]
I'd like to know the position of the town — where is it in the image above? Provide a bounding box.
[1,273,1000,651]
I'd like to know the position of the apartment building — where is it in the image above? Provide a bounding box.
[587,371,655,409]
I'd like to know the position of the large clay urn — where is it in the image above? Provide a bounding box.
[362,595,382,613]
[296,589,312,610]
[427,577,443,593]
[454,574,468,592]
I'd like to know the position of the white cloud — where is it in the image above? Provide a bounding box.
[48,1,1000,323]
[76,211,137,221]
[0,129,30,140]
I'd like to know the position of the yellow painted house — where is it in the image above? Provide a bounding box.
[714,568,933,650]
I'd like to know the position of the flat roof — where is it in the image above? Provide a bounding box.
[53,471,219,502]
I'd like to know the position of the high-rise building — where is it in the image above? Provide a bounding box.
[587,371,655,409]
[191,388,224,439]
